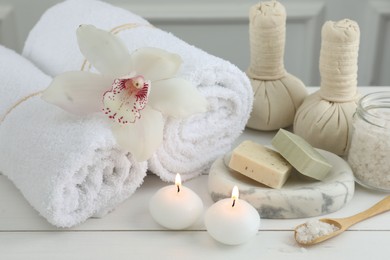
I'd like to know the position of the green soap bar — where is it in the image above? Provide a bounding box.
[271,129,332,180]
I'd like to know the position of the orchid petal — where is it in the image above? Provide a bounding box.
[148,78,208,118]
[130,47,182,81]
[77,25,132,77]
[112,106,164,162]
[42,71,113,115]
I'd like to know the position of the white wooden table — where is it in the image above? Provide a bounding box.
[1,87,390,260]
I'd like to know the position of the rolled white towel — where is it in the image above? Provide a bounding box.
[23,0,252,182]
[0,45,147,227]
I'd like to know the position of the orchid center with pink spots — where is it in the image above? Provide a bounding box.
[102,75,150,125]
[125,75,145,90]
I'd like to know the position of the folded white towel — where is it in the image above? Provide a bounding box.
[23,0,253,182]
[0,45,147,227]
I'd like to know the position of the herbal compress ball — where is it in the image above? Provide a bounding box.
[246,0,307,131]
[294,19,360,156]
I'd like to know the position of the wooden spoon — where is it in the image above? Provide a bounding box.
[294,195,390,246]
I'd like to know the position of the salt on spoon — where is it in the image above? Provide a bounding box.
[294,195,390,246]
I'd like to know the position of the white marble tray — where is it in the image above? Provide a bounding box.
[208,149,355,219]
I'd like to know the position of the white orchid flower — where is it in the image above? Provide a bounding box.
[42,25,208,161]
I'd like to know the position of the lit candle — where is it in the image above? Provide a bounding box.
[149,173,203,230]
[205,186,260,245]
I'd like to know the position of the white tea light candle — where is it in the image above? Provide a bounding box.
[205,186,260,245]
[149,174,203,229]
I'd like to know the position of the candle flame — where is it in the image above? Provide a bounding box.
[231,186,239,207]
[175,173,181,193]
[231,186,239,200]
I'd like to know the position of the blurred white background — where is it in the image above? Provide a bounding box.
[0,0,389,86]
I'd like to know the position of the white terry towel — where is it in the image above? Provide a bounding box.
[0,45,147,227]
[23,0,253,182]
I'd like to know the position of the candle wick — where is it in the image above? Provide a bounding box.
[177,185,180,193]
[232,199,236,207]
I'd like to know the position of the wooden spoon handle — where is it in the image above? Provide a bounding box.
[341,196,390,229]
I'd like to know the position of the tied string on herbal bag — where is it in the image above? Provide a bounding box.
[318,20,360,103]
[247,1,286,80]
[1,23,154,125]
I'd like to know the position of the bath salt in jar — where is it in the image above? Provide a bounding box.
[347,91,390,192]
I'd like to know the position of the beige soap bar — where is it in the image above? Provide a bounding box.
[228,140,292,189]
[271,129,332,180]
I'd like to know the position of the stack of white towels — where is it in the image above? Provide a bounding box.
[0,46,148,227]
[0,0,252,227]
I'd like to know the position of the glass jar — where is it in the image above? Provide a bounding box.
[347,91,390,192]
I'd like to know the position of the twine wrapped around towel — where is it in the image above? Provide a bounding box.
[294,19,360,156]
[246,0,307,131]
